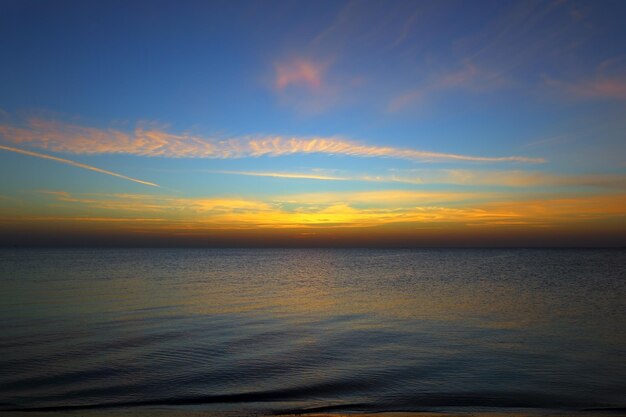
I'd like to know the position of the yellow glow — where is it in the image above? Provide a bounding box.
[7,190,623,237]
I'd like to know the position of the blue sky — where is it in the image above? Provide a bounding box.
[0,0,625,246]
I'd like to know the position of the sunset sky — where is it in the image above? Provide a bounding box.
[1,0,625,246]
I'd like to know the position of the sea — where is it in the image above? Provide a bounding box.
[0,248,625,416]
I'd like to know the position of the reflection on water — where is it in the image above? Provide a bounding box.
[0,249,625,414]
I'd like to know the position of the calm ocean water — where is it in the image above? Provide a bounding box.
[0,248,625,415]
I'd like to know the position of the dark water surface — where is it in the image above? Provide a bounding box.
[1,249,625,415]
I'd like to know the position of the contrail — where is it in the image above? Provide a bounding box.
[0,145,159,187]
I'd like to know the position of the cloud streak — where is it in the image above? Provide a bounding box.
[212,170,346,181]
[0,145,159,187]
[210,169,626,189]
[0,118,544,163]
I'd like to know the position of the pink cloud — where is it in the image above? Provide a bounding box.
[544,75,626,101]
[545,57,626,101]
[274,58,328,91]
[270,57,345,114]
[567,78,626,100]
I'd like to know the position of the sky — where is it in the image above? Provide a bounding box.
[0,0,625,247]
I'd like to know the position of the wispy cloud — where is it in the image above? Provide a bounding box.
[544,57,626,101]
[429,169,626,189]
[0,145,159,187]
[545,75,626,101]
[388,90,425,113]
[210,169,423,184]
[10,216,166,223]
[561,77,626,100]
[0,118,544,163]
[210,169,626,189]
[273,190,489,207]
[433,62,498,90]
[522,134,572,149]
[43,191,271,215]
[211,170,346,181]
[388,61,507,112]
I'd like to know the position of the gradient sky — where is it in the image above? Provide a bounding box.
[1,0,625,246]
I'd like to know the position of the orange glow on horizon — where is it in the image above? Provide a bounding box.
[2,190,624,246]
